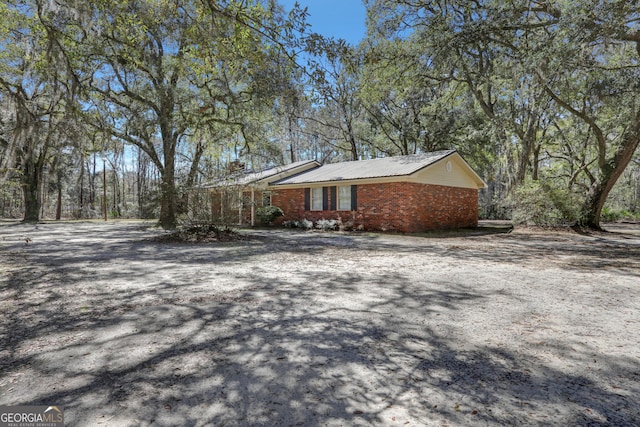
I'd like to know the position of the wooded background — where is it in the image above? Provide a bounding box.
[1,0,639,229]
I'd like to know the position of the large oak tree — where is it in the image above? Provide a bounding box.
[43,0,304,228]
[0,0,77,222]
[364,0,640,228]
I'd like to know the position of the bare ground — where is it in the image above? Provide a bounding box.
[0,220,639,426]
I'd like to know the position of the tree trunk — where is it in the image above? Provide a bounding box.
[515,143,530,185]
[179,141,205,215]
[111,151,117,216]
[348,133,358,161]
[89,155,96,209]
[159,147,177,229]
[515,112,539,185]
[22,159,42,223]
[342,105,359,161]
[532,144,541,181]
[578,117,640,229]
[78,158,85,217]
[55,173,62,220]
[288,115,296,163]
[159,174,177,229]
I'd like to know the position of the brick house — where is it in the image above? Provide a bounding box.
[269,150,486,232]
[203,159,320,225]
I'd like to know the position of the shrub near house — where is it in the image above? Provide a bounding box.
[256,205,284,225]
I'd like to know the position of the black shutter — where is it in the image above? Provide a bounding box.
[351,185,357,211]
[322,187,329,210]
[304,188,310,211]
[330,186,337,210]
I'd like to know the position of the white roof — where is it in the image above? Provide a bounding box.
[201,159,320,188]
[272,150,456,185]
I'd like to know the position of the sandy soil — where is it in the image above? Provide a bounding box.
[0,220,639,426]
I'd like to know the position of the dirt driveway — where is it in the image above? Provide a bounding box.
[1,220,639,426]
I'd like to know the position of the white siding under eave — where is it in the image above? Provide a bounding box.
[411,156,481,189]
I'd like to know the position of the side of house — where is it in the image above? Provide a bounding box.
[272,183,478,232]
[270,151,486,232]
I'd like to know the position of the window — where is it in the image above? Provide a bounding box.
[338,186,351,210]
[306,186,355,211]
[262,191,271,206]
[311,187,323,210]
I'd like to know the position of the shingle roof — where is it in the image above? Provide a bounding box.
[201,159,320,188]
[272,150,456,185]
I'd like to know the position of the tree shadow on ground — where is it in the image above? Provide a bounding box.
[285,226,640,278]
[0,222,638,426]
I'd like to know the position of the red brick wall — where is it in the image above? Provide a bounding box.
[271,182,478,232]
[270,188,309,227]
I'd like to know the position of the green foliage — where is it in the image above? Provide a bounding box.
[364,0,640,228]
[511,179,581,227]
[600,207,623,223]
[3,0,640,229]
[256,205,284,225]
[31,0,307,228]
[600,207,640,223]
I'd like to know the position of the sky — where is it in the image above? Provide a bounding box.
[279,0,367,45]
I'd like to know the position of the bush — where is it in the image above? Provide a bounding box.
[256,205,284,225]
[315,218,338,231]
[282,218,313,230]
[600,206,622,222]
[600,207,640,222]
[511,179,580,226]
[299,219,313,230]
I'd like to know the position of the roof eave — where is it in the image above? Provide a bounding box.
[271,151,456,187]
[201,160,321,189]
[270,151,487,189]
[270,174,414,188]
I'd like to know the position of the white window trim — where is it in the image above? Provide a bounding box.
[311,187,323,211]
[337,185,351,211]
